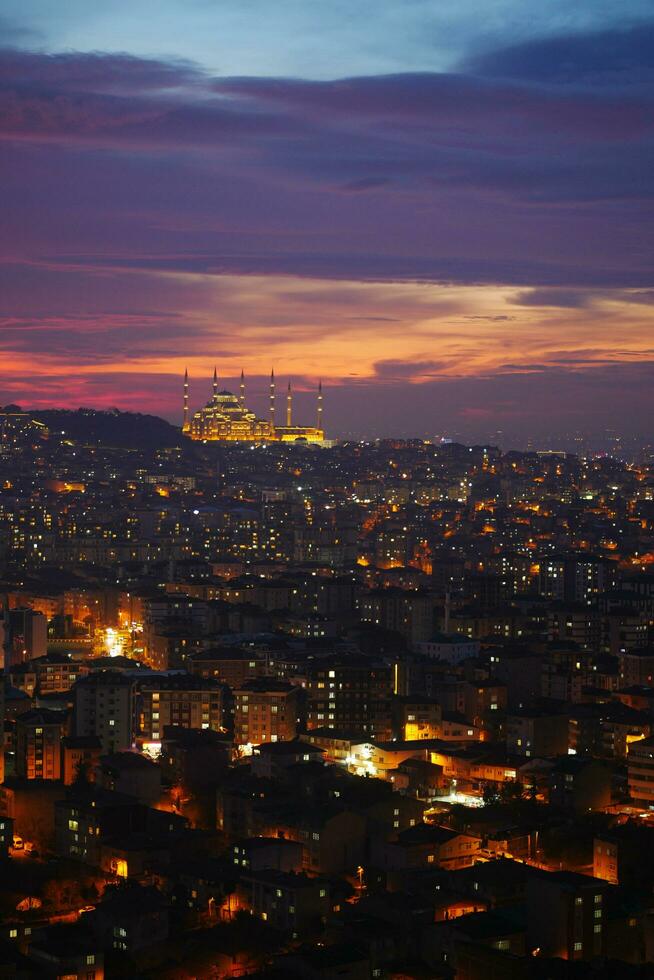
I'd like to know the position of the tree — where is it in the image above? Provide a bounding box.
[500,780,524,803]
[482,783,501,806]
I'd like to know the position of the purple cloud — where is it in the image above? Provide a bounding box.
[374,359,446,381]
[0,41,652,289]
[466,23,654,86]
[0,26,653,442]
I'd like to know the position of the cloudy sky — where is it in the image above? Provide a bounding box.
[1,2,653,443]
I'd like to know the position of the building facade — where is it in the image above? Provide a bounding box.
[183,369,324,443]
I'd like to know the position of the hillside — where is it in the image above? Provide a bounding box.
[30,408,183,449]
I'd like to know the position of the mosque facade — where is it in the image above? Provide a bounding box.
[182,368,324,443]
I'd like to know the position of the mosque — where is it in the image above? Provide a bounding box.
[182,368,325,443]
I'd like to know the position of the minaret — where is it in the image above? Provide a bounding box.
[286,381,292,427]
[240,369,246,409]
[212,366,218,401]
[269,369,276,428]
[317,379,323,432]
[182,368,190,432]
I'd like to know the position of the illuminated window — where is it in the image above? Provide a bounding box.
[113,858,128,878]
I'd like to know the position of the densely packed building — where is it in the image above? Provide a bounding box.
[0,413,653,976]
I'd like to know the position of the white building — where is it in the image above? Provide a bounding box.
[415,632,480,665]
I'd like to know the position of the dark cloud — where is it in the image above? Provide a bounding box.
[511,289,594,308]
[466,23,654,86]
[374,359,446,380]
[0,48,203,93]
[0,44,652,294]
[463,315,517,321]
[512,287,654,308]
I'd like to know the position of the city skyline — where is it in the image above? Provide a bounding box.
[2,6,654,970]
[1,5,653,443]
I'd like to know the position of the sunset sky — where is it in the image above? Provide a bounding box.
[1,2,653,443]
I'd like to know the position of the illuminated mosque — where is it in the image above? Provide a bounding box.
[182,368,325,443]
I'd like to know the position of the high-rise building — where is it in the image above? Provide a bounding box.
[627,734,654,805]
[15,708,67,780]
[138,673,224,742]
[8,608,47,666]
[233,679,301,746]
[619,648,654,687]
[73,670,135,754]
[305,657,393,738]
[526,872,608,960]
[358,588,433,646]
